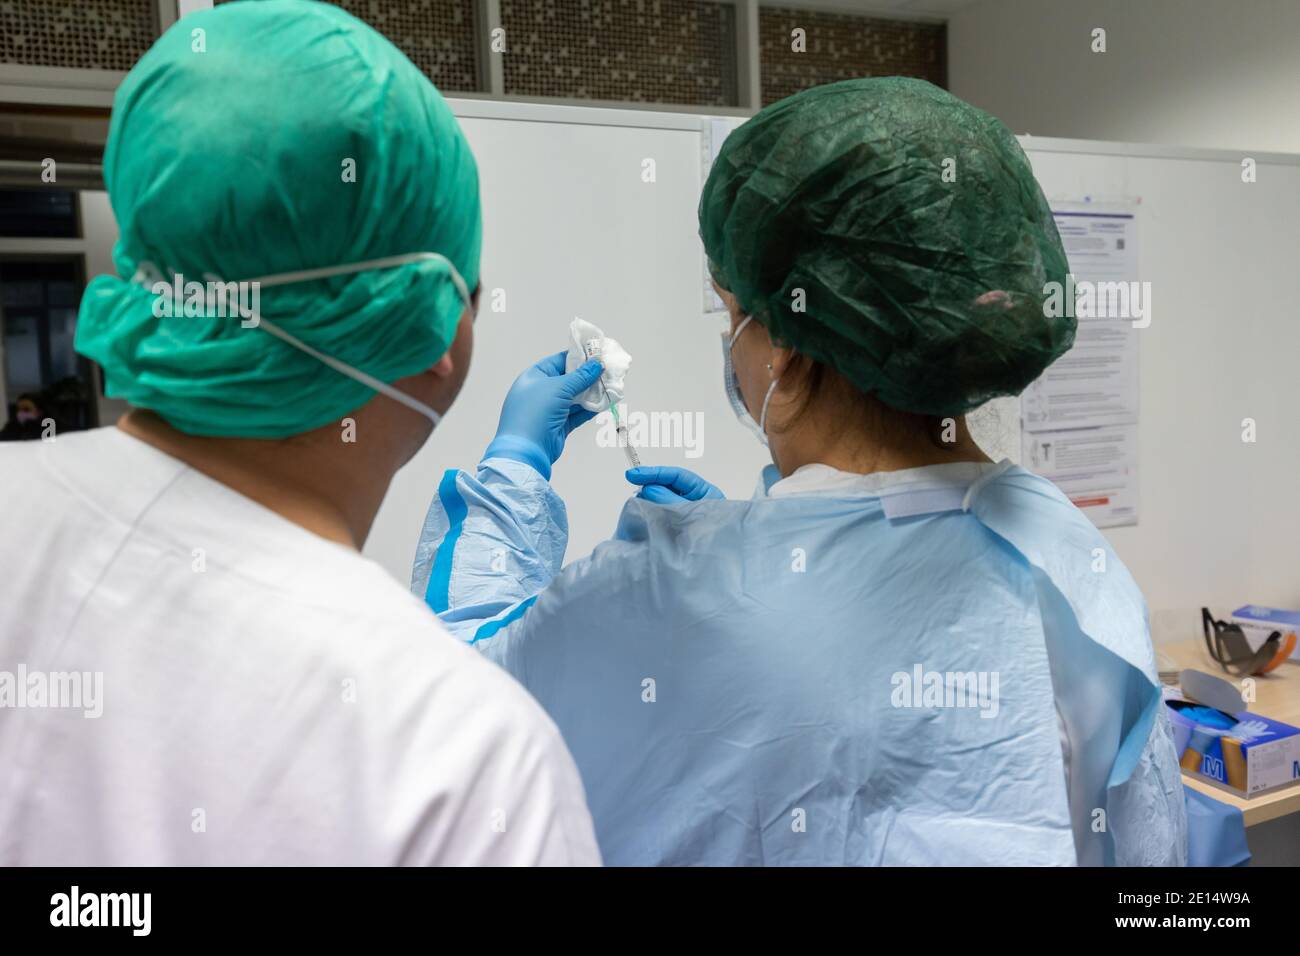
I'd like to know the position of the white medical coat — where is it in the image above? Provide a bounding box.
[0,428,600,866]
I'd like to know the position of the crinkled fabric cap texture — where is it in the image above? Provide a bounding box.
[699,77,1074,417]
[76,0,482,437]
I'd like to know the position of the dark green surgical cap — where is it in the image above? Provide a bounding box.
[700,77,1073,417]
[76,0,481,437]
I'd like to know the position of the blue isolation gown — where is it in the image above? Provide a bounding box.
[411,457,1188,866]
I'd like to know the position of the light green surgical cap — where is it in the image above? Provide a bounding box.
[700,77,1073,417]
[76,0,481,437]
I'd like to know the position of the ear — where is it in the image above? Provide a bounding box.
[712,282,743,324]
[770,345,798,378]
[429,351,455,378]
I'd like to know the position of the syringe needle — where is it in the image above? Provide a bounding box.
[621,434,641,468]
[613,398,644,468]
[585,338,641,467]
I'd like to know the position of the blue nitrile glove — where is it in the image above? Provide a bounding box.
[626,466,726,504]
[484,351,605,479]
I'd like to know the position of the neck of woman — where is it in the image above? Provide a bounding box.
[769,403,993,479]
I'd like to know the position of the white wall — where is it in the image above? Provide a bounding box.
[366,102,772,581]
[948,0,1300,154]
[1020,141,1300,637]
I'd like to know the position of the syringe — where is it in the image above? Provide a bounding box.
[583,340,640,468]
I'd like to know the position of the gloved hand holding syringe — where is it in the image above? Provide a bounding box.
[566,318,639,468]
[584,341,641,468]
[487,318,723,503]
[563,318,724,503]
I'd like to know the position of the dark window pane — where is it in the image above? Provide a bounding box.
[0,259,94,432]
[2,314,44,395]
[0,189,78,238]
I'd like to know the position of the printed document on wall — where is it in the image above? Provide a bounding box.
[1022,424,1139,529]
[1021,204,1143,529]
[1022,209,1142,430]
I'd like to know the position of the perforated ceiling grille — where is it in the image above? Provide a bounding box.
[760,7,946,106]
[0,0,158,71]
[213,0,480,92]
[500,0,737,106]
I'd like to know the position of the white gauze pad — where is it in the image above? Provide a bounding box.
[566,317,631,412]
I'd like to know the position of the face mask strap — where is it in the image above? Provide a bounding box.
[254,316,442,426]
[729,313,755,348]
[250,251,475,319]
[128,252,471,428]
[758,377,780,434]
[731,313,781,437]
[244,251,476,427]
